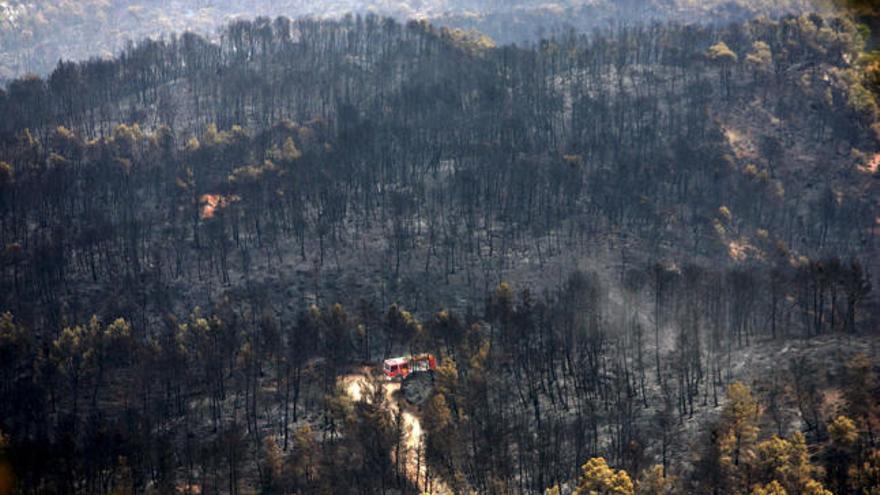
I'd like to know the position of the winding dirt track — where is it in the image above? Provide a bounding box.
[339,372,451,494]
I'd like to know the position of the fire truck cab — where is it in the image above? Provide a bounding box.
[383,354,436,380]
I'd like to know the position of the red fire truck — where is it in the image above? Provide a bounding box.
[382,354,437,380]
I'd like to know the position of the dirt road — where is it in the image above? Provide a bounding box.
[339,371,451,494]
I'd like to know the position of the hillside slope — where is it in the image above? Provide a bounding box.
[0,0,830,80]
[0,11,877,495]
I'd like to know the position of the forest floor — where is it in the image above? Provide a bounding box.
[659,332,879,472]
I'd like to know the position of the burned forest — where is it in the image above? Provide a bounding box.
[0,5,878,495]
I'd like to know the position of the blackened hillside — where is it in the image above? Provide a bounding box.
[0,12,877,495]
